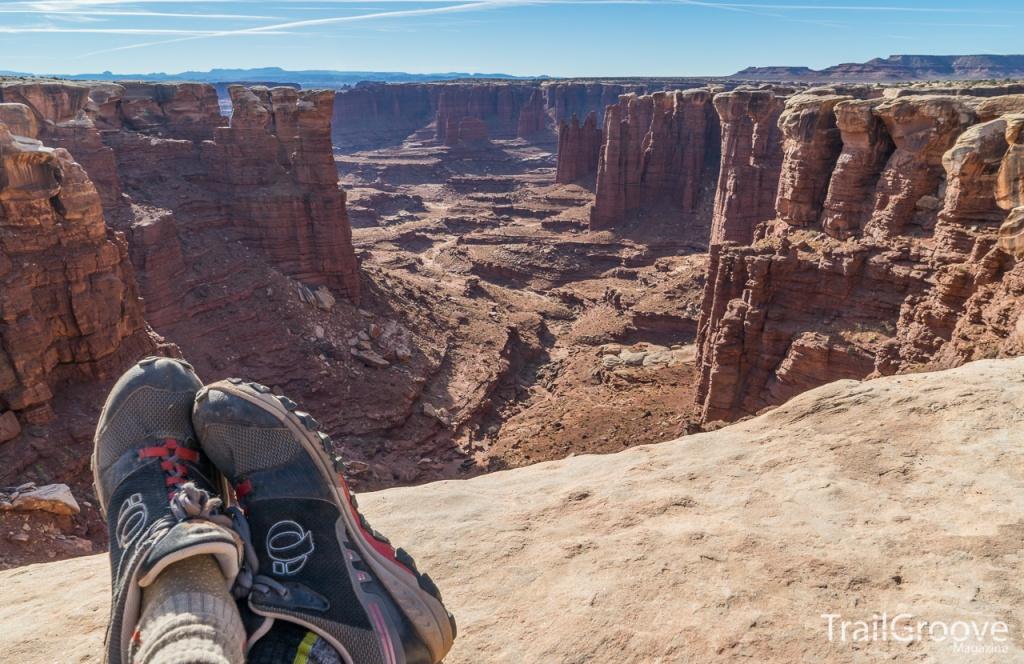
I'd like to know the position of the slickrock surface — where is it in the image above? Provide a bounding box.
[590,90,720,235]
[5,358,1024,663]
[554,111,602,186]
[696,90,1024,423]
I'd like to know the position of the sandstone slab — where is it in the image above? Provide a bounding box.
[2,359,1024,662]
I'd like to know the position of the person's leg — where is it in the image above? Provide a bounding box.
[93,357,245,664]
[131,556,246,664]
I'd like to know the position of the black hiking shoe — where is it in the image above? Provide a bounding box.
[92,357,242,664]
[193,379,456,664]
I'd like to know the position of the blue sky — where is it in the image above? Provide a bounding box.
[1,0,1022,77]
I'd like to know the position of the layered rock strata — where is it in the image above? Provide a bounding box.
[590,90,720,236]
[331,80,716,153]
[516,89,548,139]
[774,92,850,226]
[709,89,785,245]
[554,112,602,185]
[0,80,361,483]
[544,82,650,125]
[87,83,360,301]
[0,81,124,215]
[332,83,435,151]
[434,84,540,145]
[696,91,1024,423]
[0,108,154,428]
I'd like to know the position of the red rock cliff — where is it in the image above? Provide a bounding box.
[209,86,360,297]
[434,83,539,145]
[590,90,720,237]
[0,108,154,429]
[774,92,850,226]
[696,91,1024,424]
[709,89,785,245]
[85,83,360,303]
[0,81,125,215]
[329,80,711,153]
[555,112,602,186]
[332,83,435,151]
[516,88,549,140]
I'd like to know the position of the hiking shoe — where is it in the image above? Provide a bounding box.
[92,357,242,664]
[193,379,456,664]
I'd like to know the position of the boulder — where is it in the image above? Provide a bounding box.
[0,411,20,444]
[1,483,80,515]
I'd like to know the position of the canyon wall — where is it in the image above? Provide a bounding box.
[0,81,126,215]
[709,89,786,245]
[89,83,361,301]
[331,80,719,153]
[544,82,650,126]
[332,83,435,151]
[0,79,362,485]
[434,83,541,145]
[555,112,602,185]
[695,90,1024,423]
[0,107,154,431]
[589,89,721,238]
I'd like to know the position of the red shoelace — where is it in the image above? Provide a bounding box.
[138,439,199,498]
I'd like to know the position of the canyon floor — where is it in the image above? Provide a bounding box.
[337,134,708,472]
[5,357,1023,663]
[0,130,708,570]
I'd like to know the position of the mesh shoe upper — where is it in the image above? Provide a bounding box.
[93,357,241,664]
[194,379,454,664]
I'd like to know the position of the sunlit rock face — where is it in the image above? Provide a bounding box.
[696,92,1024,423]
[590,89,720,239]
[0,113,154,426]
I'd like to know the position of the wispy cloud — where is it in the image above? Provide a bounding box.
[0,10,283,18]
[1,0,1005,61]
[0,26,292,34]
[78,0,522,57]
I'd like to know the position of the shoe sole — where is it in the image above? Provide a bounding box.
[210,380,455,663]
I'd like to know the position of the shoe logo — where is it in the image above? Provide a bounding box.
[267,520,315,576]
[116,493,148,548]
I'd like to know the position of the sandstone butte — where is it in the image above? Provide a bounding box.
[589,89,721,236]
[3,358,1024,663]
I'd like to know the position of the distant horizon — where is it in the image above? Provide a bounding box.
[6,53,1024,85]
[1,1,1022,78]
